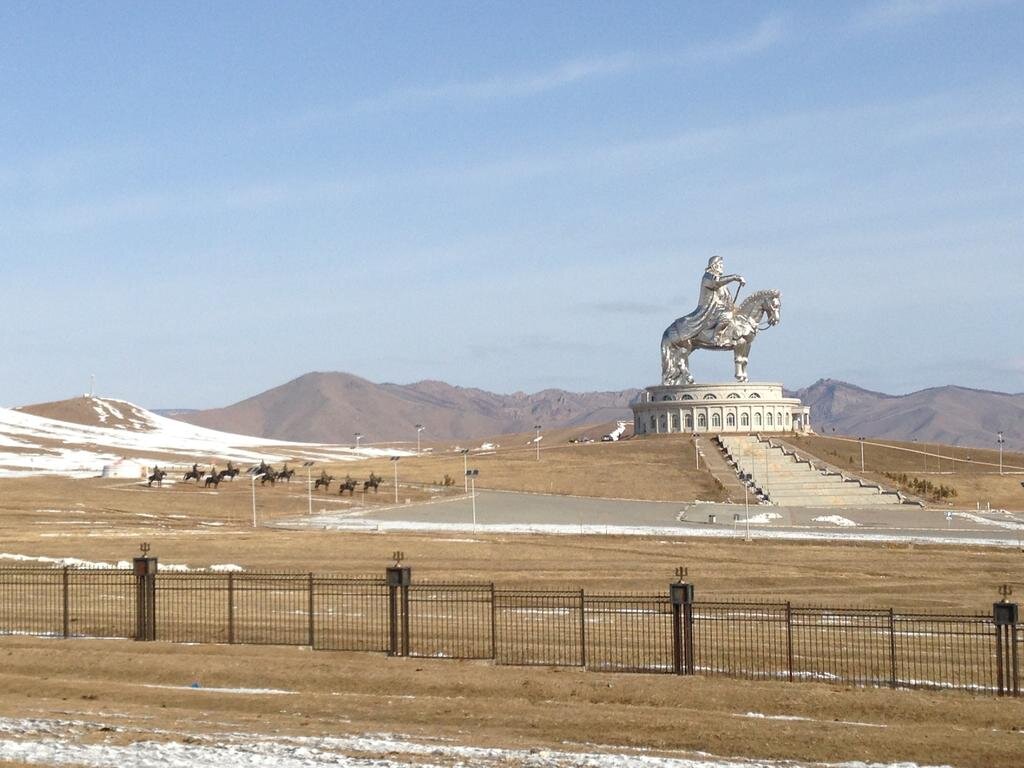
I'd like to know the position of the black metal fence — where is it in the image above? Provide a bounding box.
[0,562,1017,697]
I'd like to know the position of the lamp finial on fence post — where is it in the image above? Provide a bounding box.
[139,542,150,557]
[675,566,688,583]
[999,583,1013,603]
[392,550,404,567]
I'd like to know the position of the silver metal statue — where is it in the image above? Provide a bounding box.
[661,255,781,384]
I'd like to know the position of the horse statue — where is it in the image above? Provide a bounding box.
[182,465,204,483]
[338,476,358,496]
[260,465,277,485]
[220,465,240,481]
[147,467,166,487]
[276,465,295,483]
[363,472,382,493]
[314,472,334,491]
[661,288,781,385]
[205,471,227,489]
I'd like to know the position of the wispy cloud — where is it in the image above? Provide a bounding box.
[683,15,787,63]
[354,53,638,113]
[354,15,786,113]
[853,0,1013,31]
[577,300,668,316]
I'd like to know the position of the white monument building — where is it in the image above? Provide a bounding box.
[632,255,810,436]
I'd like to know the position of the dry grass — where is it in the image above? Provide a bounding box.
[788,434,1024,510]
[353,433,726,502]
[1,434,1023,766]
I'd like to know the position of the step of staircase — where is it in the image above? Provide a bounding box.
[716,434,906,507]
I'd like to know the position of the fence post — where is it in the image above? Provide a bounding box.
[994,600,1019,696]
[61,567,70,639]
[386,564,411,657]
[670,580,694,675]
[227,573,235,644]
[888,608,897,689]
[489,583,497,660]
[785,602,793,683]
[132,554,158,641]
[579,588,587,669]
[308,573,315,649]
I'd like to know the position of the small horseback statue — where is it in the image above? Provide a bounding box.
[314,468,334,491]
[338,474,358,496]
[221,460,240,481]
[275,463,295,483]
[661,255,781,385]
[364,472,382,493]
[182,463,204,483]
[147,465,166,487]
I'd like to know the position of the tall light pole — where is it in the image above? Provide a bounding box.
[858,437,865,472]
[534,424,542,461]
[460,449,470,492]
[466,468,479,528]
[354,432,363,450]
[692,433,699,470]
[415,424,424,454]
[390,456,400,503]
[250,472,265,528]
[303,461,315,515]
[998,432,1005,476]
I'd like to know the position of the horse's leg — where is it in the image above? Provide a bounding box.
[734,340,750,382]
[678,343,694,385]
[661,339,677,385]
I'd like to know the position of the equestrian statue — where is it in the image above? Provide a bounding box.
[661,255,781,385]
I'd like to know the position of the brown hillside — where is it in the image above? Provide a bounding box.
[793,379,1024,451]
[175,371,638,443]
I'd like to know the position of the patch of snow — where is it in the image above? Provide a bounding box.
[953,512,1024,530]
[743,512,781,525]
[812,515,859,528]
[0,716,950,768]
[140,684,296,695]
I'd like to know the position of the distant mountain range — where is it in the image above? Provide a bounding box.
[171,372,639,444]
[158,372,1023,450]
[789,379,1024,451]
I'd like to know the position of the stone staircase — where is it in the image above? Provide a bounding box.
[714,434,908,507]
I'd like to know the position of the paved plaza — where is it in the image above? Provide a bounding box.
[286,489,1024,547]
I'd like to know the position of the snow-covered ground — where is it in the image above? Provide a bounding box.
[0,715,951,768]
[0,397,409,477]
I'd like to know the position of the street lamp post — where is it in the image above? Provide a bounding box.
[998,432,1005,476]
[303,461,315,515]
[460,449,470,492]
[534,425,542,461]
[466,468,479,528]
[415,424,424,454]
[354,432,363,450]
[250,473,265,528]
[692,433,699,470]
[390,456,400,504]
[859,437,865,472]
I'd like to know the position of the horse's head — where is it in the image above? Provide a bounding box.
[764,291,781,326]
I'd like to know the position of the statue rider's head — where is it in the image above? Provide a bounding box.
[707,255,723,275]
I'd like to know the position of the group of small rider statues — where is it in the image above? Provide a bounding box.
[148,461,385,494]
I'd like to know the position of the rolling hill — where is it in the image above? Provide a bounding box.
[173,372,639,444]
[167,372,1022,450]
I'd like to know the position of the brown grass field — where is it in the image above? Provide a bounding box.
[2,432,1024,766]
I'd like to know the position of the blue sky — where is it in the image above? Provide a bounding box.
[1,0,1022,408]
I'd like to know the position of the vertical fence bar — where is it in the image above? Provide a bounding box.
[786,601,793,682]
[888,608,897,689]
[227,573,235,644]
[489,583,497,660]
[579,589,587,668]
[307,573,315,648]
[61,567,70,639]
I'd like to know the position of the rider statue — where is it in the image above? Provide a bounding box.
[677,255,746,347]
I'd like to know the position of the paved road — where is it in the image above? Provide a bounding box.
[284,490,1024,547]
